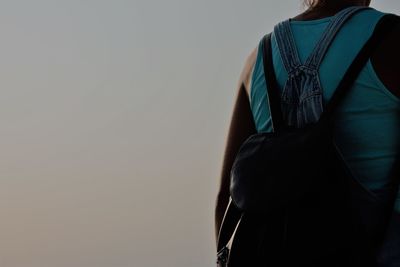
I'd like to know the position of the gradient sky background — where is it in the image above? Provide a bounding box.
[1,1,399,267]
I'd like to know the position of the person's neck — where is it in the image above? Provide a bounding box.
[293,1,370,21]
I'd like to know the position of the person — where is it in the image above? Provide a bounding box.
[215,0,400,264]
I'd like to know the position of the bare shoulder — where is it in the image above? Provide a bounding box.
[239,46,258,99]
[371,18,400,98]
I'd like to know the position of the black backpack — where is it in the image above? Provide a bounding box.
[217,14,400,267]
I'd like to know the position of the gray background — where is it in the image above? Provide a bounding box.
[0,1,398,266]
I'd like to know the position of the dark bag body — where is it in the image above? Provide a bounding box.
[217,14,400,267]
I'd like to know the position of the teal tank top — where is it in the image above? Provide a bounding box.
[249,8,400,212]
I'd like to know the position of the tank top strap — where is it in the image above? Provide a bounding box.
[304,6,370,69]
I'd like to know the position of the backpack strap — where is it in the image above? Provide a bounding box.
[272,7,367,129]
[274,6,368,74]
[262,14,400,129]
[304,6,368,69]
[320,13,400,122]
[273,22,302,75]
[216,198,242,263]
[261,33,284,131]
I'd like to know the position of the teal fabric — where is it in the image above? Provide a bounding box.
[249,8,400,212]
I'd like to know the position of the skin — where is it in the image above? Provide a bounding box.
[214,0,400,247]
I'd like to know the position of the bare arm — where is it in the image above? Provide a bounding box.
[371,20,400,97]
[371,20,400,213]
[371,19,400,266]
[215,48,258,247]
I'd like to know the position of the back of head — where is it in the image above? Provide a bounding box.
[304,0,322,8]
[303,0,372,8]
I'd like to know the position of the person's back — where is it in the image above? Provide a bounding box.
[251,6,399,206]
[215,0,400,265]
